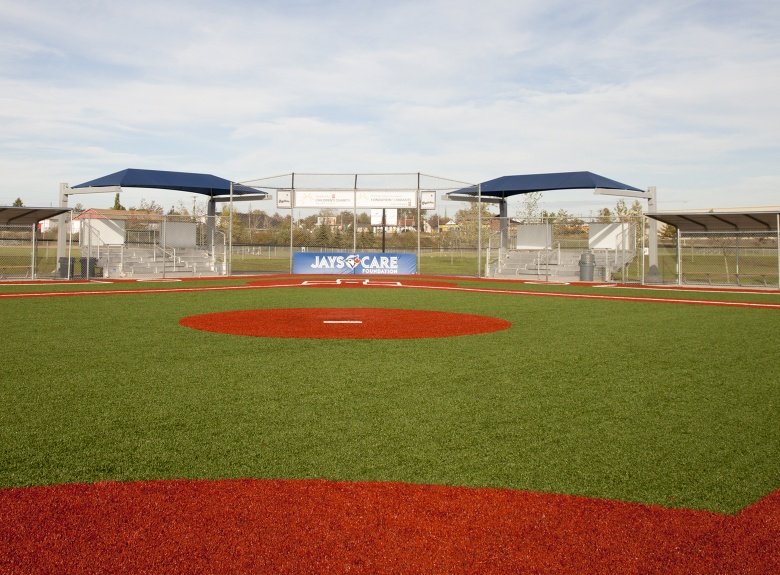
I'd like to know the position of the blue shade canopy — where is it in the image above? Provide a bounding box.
[451,171,644,199]
[73,168,264,198]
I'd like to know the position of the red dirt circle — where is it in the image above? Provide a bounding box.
[180,308,511,339]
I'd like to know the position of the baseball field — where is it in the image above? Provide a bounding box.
[1,275,778,573]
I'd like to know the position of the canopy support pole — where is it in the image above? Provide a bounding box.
[499,199,509,254]
[477,183,482,277]
[57,183,69,277]
[207,199,216,256]
[647,187,659,278]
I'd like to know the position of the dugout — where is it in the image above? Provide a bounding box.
[645,210,780,289]
[0,206,72,279]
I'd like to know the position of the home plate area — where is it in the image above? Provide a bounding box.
[247,277,455,289]
[179,308,511,339]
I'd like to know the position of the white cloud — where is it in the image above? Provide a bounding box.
[0,0,778,213]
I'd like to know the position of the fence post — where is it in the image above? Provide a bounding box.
[162,215,167,279]
[641,216,646,285]
[677,228,682,286]
[477,183,482,277]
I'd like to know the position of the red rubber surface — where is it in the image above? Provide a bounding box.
[1,479,777,574]
[179,307,512,339]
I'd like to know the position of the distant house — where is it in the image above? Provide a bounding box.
[372,218,432,234]
[316,216,339,231]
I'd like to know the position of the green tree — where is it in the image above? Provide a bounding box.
[12,197,23,207]
[615,199,643,222]
[453,203,495,248]
[217,205,249,243]
[517,191,543,223]
[338,211,355,231]
[357,229,376,249]
[300,214,318,230]
[427,214,443,232]
[112,193,126,210]
[131,198,163,214]
[313,223,332,247]
[659,223,677,240]
[273,216,292,246]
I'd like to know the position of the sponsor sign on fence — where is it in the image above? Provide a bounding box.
[293,252,416,275]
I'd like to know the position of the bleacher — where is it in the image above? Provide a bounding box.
[96,247,221,278]
[491,248,636,282]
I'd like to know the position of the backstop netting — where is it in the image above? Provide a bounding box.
[231,172,485,276]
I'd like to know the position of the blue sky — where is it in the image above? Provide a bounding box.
[1,0,778,214]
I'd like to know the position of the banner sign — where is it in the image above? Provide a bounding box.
[293,252,417,275]
[295,190,354,208]
[420,190,437,210]
[293,190,417,209]
[356,191,416,208]
[371,208,397,226]
[277,189,293,209]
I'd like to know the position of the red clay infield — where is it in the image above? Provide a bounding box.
[1,479,777,574]
[180,307,512,339]
[247,277,456,288]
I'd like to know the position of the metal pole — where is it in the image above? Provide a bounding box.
[677,227,682,286]
[353,174,358,252]
[416,172,421,275]
[31,223,37,279]
[477,183,482,277]
[290,173,295,273]
[641,216,646,285]
[87,220,92,280]
[67,218,73,280]
[622,222,627,282]
[545,220,550,283]
[160,216,165,279]
[228,182,233,276]
[207,198,216,263]
[57,183,69,277]
[647,186,659,278]
[381,209,386,253]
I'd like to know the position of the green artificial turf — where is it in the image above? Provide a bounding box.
[1,285,778,514]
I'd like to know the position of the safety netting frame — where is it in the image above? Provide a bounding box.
[237,172,484,276]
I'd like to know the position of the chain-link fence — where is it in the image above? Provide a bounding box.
[75,213,230,278]
[663,230,779,288]
[485,216,643,282]
[0,224,54,279]
[5,206,777,289]
[0,211,230,280]
[228,203,484,277]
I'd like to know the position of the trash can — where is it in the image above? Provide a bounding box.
[77,257,87,279]
[579,251,595,281]
[58,257,70,278]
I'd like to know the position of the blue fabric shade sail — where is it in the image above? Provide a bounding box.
[452,171,645,199]
[73,168,263,198]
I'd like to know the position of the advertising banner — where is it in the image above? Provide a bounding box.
[293,252,417,275]
[371,208,397,226]
[420,190,437,210]
[292,190,418,209]
[276,189,293,209]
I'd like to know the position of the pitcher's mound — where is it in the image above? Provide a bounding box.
[180,308,511,339]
